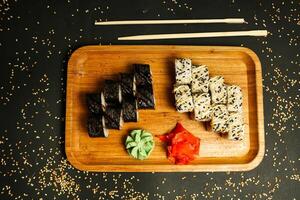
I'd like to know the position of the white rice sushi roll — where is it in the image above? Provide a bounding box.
[209,76,227,105]
[227,85,243,113]
[173,84,194,112]
[193,93,211,121]
[175,58,192,84]
[211,104,229,133]
[226,112,245,140]
[191,65,209,93]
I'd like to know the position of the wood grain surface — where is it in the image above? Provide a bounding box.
[65,45,264,172]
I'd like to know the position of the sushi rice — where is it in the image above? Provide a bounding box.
[193,93,212,121]
[175,58,192,85]
[191,65,209,94]
[209,76,227,105]
[227,85,243,113]
[226,112,245,140]
[173,84,194,113]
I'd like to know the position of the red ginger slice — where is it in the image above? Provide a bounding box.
[158,123,200,165]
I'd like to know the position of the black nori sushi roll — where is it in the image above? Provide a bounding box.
[122,97,138,122]
[134,64,152,86]
[136,85,155,109]
[87,115,108,137]
[104,105,123,129]
[86,93,104,115]
[120,73,135,97]
[103,80,121,104]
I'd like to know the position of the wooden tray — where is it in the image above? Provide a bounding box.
[66,45,264,172]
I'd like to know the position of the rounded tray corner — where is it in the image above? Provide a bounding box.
[65,149,87,171]
[67,45,95,69]
[243,144,265,171]
[239,47,262,66]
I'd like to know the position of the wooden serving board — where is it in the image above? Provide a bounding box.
[66,45,264,172]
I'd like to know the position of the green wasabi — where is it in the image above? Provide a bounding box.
[125,129,155,160]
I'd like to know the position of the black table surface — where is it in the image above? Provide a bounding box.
[0,0,299,199]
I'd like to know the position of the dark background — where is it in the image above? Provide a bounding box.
[0,0,299,199]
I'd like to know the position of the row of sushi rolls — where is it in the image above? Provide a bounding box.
[174,58,245,141]
[86,59,245,164]
[86,64,156,160]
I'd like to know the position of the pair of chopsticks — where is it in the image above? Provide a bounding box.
[94,18,268,40]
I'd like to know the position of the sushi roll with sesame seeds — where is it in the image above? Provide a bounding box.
[173,84,194,113]
[175,58,192,84]
[193,93,212,121]
[209,76,227,105]
[87,115,108,137]
[226,112,245,140]
[211,104,229,133]
[103,80,122,105]
[227,85,243,113]
[191,65,209,94]
[104,105,123,130]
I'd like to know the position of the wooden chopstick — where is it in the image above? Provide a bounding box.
[95,18,246,25]
[118,30,268,40]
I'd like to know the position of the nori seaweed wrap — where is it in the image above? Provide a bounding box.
[136,84,155,109]
[86,93,104,115]
[122,97,138,122]
[103,80,122,105]
[120,73,135,97]
[134,64,152,86]
[87,115,108,137]
[104,105,123,129]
